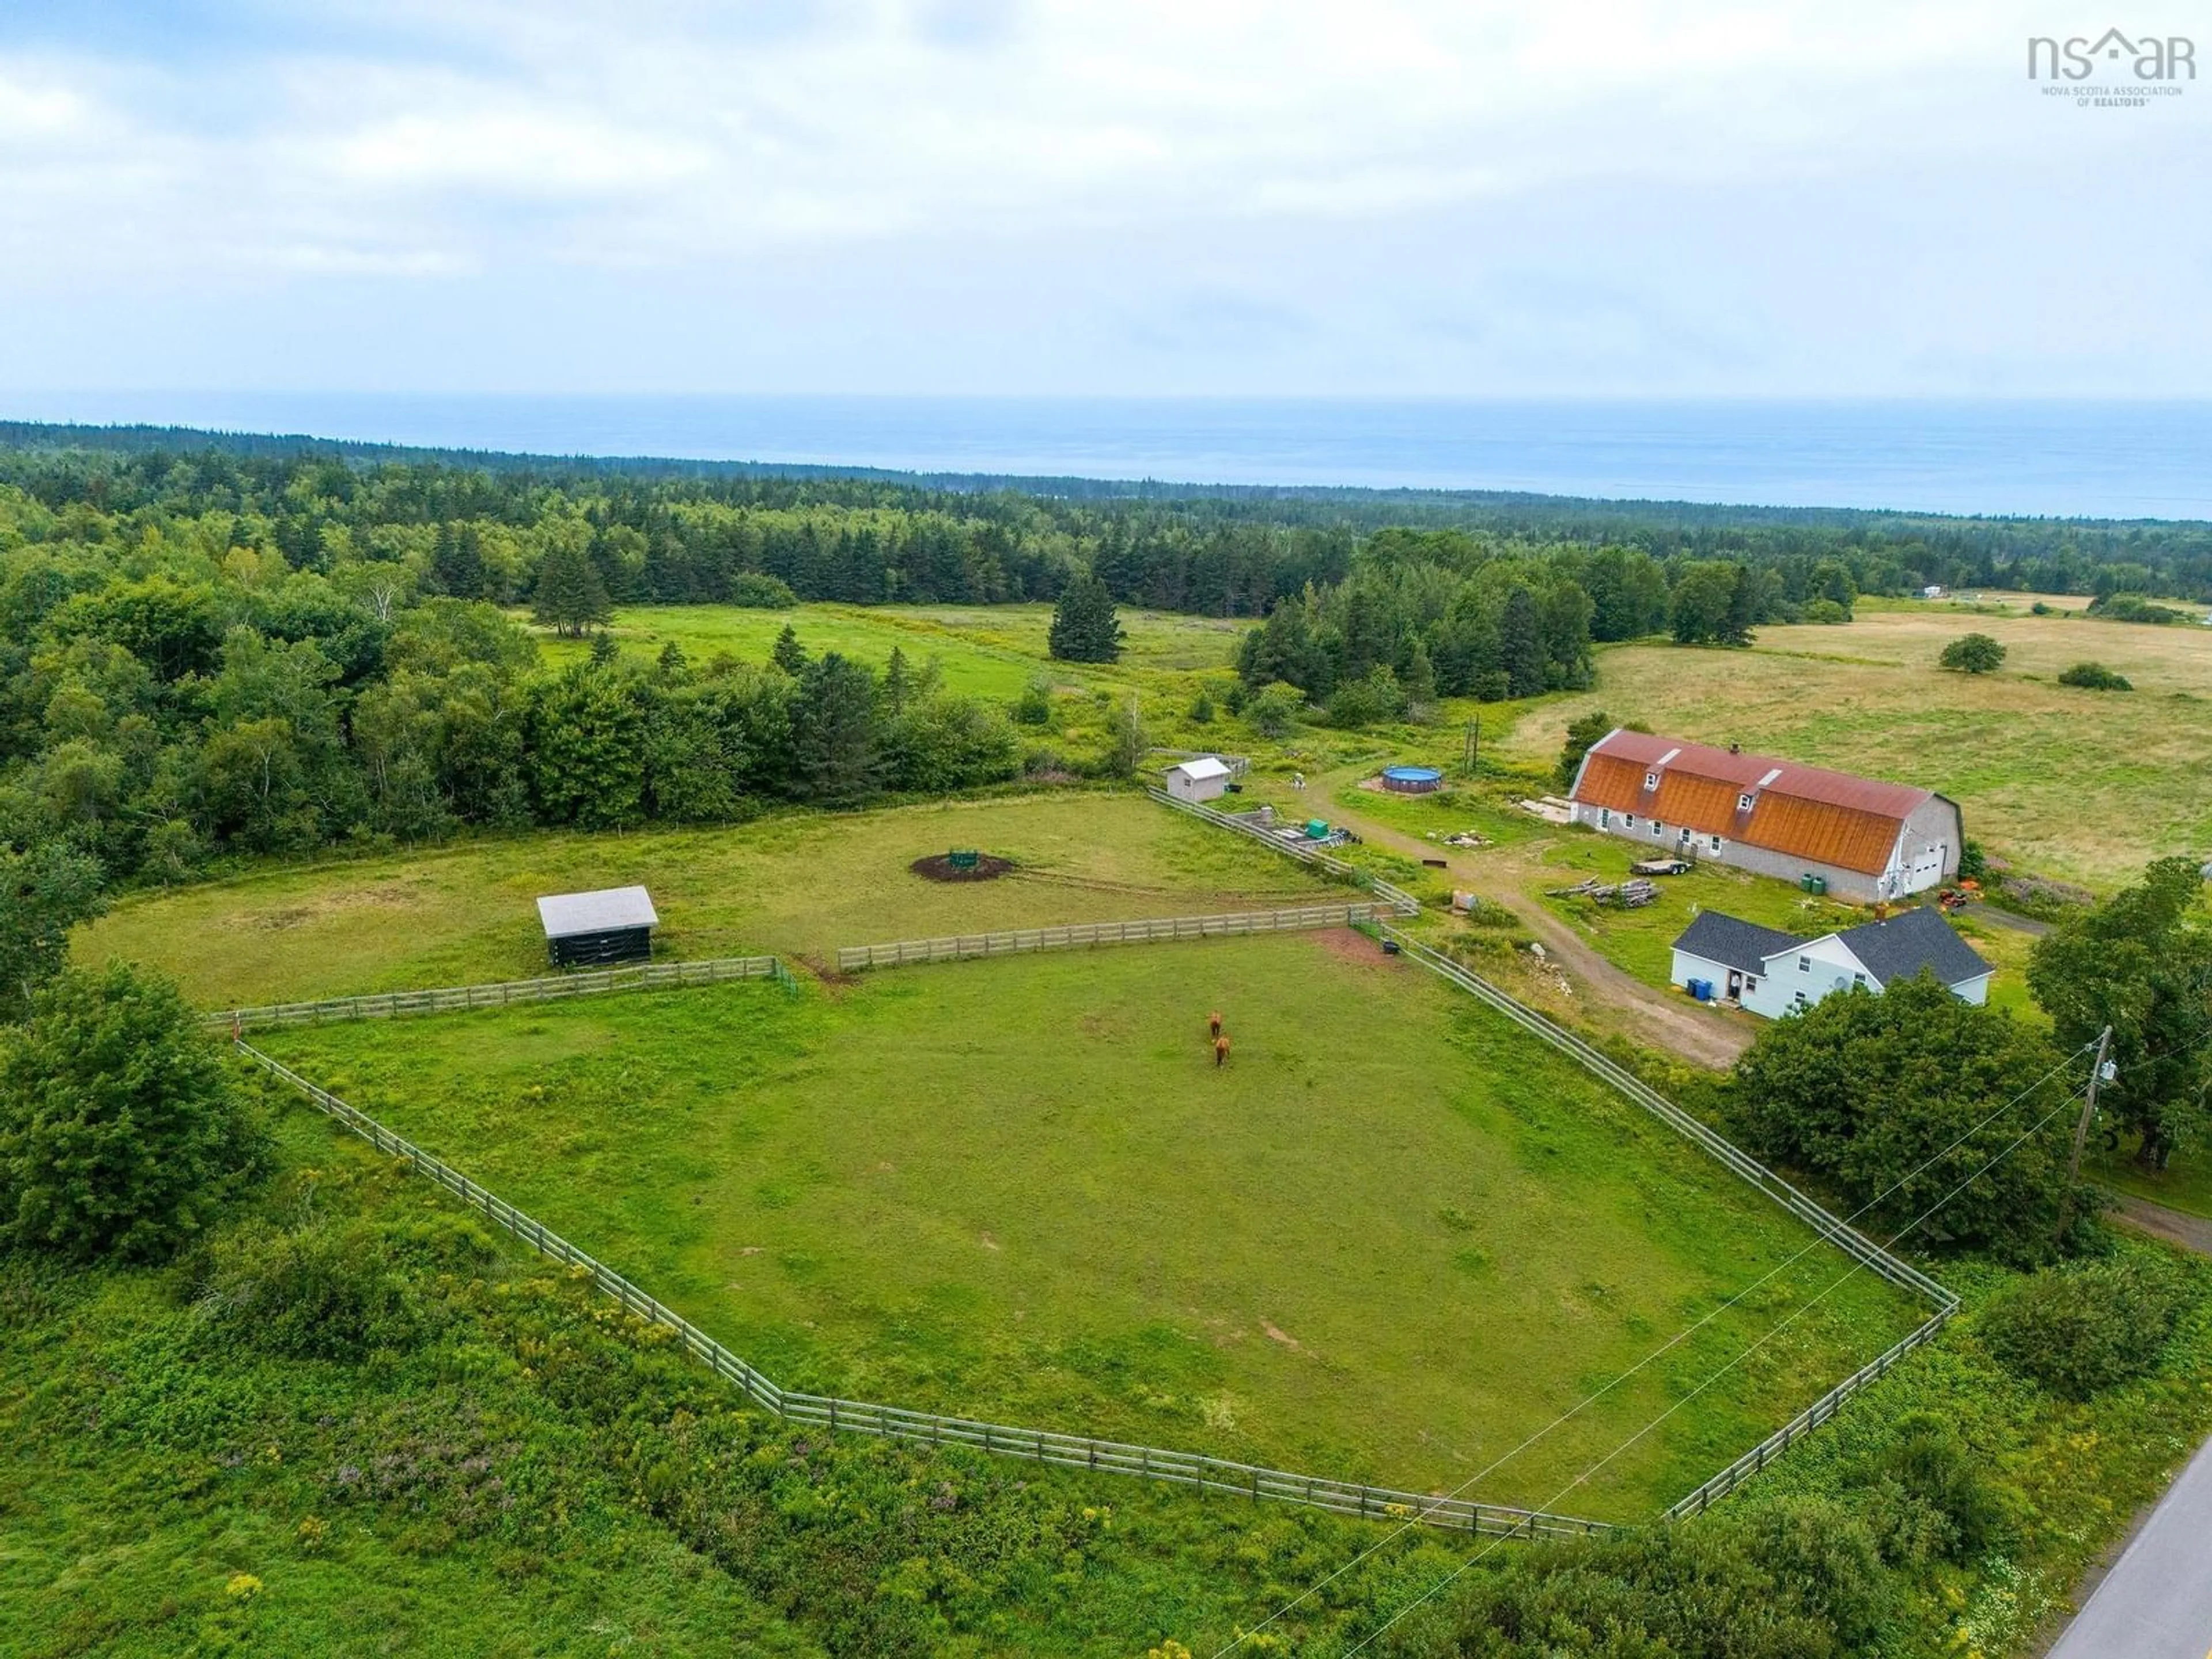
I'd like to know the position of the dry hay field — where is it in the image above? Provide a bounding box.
[1506,604,2212,891]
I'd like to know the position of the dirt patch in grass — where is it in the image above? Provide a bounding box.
[910,853,1018,882]
[1308,926,1401,971]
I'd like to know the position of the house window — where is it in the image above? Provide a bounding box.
[1645,771,1658,790]
[1710,835,1724,851]
[1737,792,1755,811]
[1679,826,1692,842]
[1599,808,1611,827]
[1624,813,1637,828]
[1798,956,1812,972]
[1745,976,1759,991]
[1853,972,1867,986]
[1652,820,1665,837]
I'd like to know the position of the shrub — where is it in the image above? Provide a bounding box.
[0,965,268,1262]
[194,1221,427,1360]
[1939,633,2006,673]
[726,572,797,609]
[2058,661,2132,691]
[1978,1254,2184,1399]
[2031,600,2055,615]
[2087,593,2184,624]
[1802,597,1851,624]
[1245,681,1305,738]
[1850,1409,2012,1566]
[1187,687,1215,725]
[1013,677,1054,726]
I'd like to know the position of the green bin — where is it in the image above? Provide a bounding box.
[1304,820,1330,840]
[1800,873,1827,895]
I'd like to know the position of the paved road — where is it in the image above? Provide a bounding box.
[2048,1431,2212,1659]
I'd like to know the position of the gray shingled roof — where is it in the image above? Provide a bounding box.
[1672,910,1805,976]
[1832,907,1991,988]
[537,885,659,938]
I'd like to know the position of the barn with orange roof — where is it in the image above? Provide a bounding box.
[1564,729,1963,903]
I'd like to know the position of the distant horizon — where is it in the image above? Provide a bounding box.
[7,396,2209,521]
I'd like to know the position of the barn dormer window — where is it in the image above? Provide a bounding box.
[1737,792,1755,811]
[1645,771,1659,790]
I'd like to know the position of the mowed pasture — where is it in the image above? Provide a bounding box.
[74,794,1326,1010]
[1508,605,2212,890]
[531,602,1249,694]
[261,935,1920,1520]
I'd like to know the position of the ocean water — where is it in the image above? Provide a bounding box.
[13,393,2212,520]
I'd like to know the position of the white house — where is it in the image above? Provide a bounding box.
[1566,729,1962,904]
[1670,906,1992,1019]
[1164,755,1233,804]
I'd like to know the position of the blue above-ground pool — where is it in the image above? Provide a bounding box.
[1381,765,1444,794]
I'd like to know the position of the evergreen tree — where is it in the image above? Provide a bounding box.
[532,541,612,638]
[590,631,620,667]
[771,624,809,676]
[1403,640,1438,707]
[793,654,884,804]
[1048,572,1124,664]
[431,522,488,600]
[882,645,911,715]
[1499,588,1548,697]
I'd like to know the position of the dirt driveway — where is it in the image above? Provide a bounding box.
[1315,776,1751,1072]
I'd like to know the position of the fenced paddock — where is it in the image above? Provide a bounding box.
[236,1039,1613,1542]
[205,954,789,1033]
[835,902,1393,972]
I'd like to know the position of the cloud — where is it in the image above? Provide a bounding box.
[0,2,2204,393]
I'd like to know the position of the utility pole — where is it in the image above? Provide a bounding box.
[2059,1025,2115,1243]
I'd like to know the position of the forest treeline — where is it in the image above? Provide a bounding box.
[3,437,2209,910]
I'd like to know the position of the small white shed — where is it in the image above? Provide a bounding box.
[1164,756,1233,804]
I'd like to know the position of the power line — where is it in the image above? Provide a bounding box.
[1207,1039,2093,1657]
[1332,1078,2093,1659]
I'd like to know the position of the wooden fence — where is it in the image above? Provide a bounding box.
[835,903,1393,972]
[205,954,789,1033]
[1146,789,1421,915]
[1376,927,1961,1520]
[234,1040,1613,1542]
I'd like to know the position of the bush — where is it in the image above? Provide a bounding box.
[1245,681,1305,739]
[1187,687,1215,725]
[2058,661,2132,691]
[726,572,797,609]
[1802,597,1852,624]
[193,1221,428,1359]
[1939,633,2007,673]
[0,965,268,1262]
[2031,600,2056,615]
[1013,677,1054,726]
[2087,593,2184,624]
[1978,1255,2184,1399]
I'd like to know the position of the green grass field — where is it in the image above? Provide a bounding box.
[531,603,1251,700]
[1502,607,2212,893]
[257,935,1920,1521]
[75,794,1328,1010]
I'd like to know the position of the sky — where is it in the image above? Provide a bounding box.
[1,1,2208,399]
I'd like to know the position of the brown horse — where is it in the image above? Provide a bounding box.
[1207,1010,1224,1039]
[1214,1034,1232,1068]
